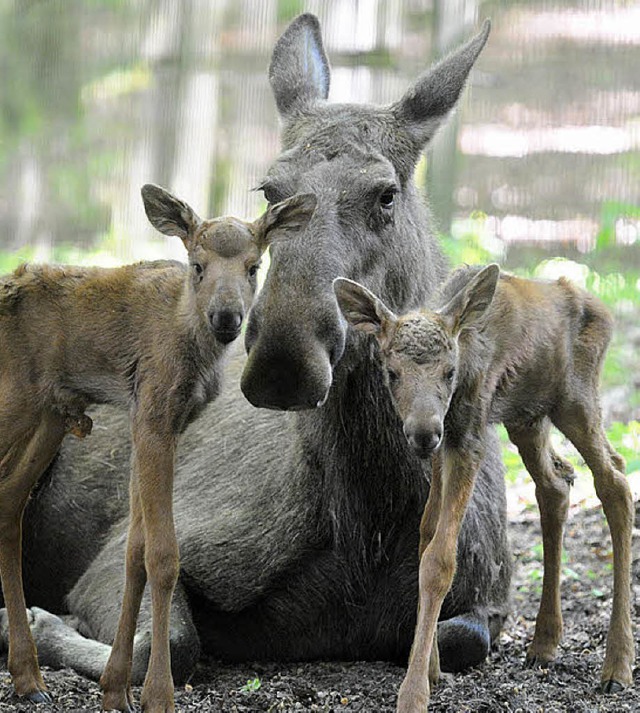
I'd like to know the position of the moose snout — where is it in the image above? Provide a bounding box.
[403,414,443,458]
[210,308,243,344]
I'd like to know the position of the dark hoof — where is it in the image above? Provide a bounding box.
[601,679,625,694]
[25,689,52,704]
[525,654,552,669]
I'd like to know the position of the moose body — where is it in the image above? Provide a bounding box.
[2,14,511,696]
[0,185,314,712]
[335,265,635,711]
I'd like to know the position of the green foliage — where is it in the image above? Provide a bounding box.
[240,677,262,694]
[498,421,640,503]
[0,239,124,275]
[277,0,305,24]
[440,211,501,266]
[595,201,640,251]
[0,248,37,274]
[606,421,640,474]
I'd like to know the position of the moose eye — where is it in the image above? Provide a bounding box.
[445,367,456,382]
[379,189,396,210]
[192,263,203,281]
[262,185,280,205]
[248,263,260,278]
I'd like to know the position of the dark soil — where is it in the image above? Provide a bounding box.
[1,500,639,712]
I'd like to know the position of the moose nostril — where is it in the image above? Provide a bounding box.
[424,431,441,451]
[212,311,242,330]
[211,310,243,344]
[403,420,442,457]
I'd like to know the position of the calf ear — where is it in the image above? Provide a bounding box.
[269,13,330,120]
[333,278,397,343]
[141,184,201,247]
[253,193,317,251]
[439,263,499,334]
[392,19,490,147]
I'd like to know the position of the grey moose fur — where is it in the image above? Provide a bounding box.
[334,265,635,712]
[0,185,315,711]
[1,13,511,697]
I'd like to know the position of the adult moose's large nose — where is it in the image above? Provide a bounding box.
[403,414,443,459]
[241,305,345,410]
[241,338,331,410]
[211,308,243,344]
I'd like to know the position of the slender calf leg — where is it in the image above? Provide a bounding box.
[134,424,179,713]
[507,418,572,666]
[419,455,442,558]
[553,404,634,692]
[418,455,443,688]
[397,448,480,713]
[0,411,65,702]
[101,473,147,712]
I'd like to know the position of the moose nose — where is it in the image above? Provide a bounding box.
[211,309,243,344]
[241,335,332,411]
[403,415,443,458]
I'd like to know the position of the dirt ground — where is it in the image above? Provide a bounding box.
[1,499,638,712]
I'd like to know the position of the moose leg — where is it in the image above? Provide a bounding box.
[417,455,443,688]
[397,448,480,713]
[508,418,572,667]
[101,473,147,712]
[553,405,634,692]
[0,411,65,702]
[133,422,179,713]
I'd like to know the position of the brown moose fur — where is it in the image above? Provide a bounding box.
[0,185,315,712]
[334,265,635,712]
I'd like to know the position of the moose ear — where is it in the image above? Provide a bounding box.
[439,263,499,334]
[269,13,330,120]
[333,278,397,345]
[392,19,491,147]
[141,184,201,245]
[253,193,317,251]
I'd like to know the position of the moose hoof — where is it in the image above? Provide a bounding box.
[24,689,52,704]
[601,679,625,694]
[524,652,554,669]
[102,696,136,713]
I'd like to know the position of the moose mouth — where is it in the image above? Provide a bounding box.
[214,328,242,345]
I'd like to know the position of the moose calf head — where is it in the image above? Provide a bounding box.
[142,184,316,344]
[334,265,499,458]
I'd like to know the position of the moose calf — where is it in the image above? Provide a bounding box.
[0,185,316,712]
[334,265,634,712]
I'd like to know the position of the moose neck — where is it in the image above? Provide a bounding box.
[295,189,445,544]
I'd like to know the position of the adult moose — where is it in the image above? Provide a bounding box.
[1,14,511,709]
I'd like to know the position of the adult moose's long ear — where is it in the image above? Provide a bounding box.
[333,278,398,348]
[392,19,491,147]
[253,193,317,252]
[438,263,499,335]
[269,13,330,120]
[141,184,201,248]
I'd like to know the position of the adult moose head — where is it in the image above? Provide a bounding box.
[241,13,491,410]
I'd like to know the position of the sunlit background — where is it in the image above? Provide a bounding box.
[2,0,638,262]
[1,0,639,507]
